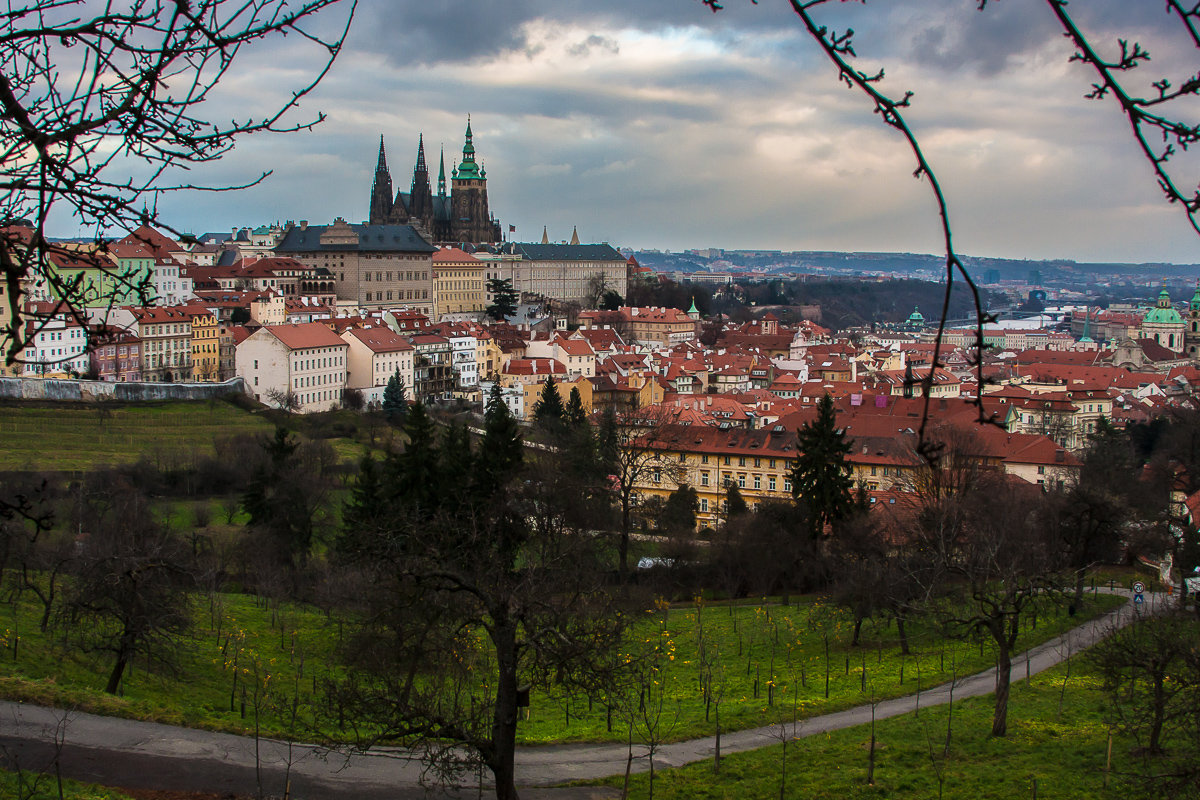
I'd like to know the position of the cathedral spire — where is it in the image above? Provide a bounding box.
[437,147,447,198]
[541,226,549,245]
[456,115,482,180]
[409,133,434,223]
[415,133,428,173]
[369,134,394,224]
[376,135,388,174]
[570,225,580,246]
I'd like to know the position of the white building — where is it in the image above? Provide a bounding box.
[341,326,415,406]
[237,322,348,413]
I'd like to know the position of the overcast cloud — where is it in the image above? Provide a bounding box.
[71,0,1199,264]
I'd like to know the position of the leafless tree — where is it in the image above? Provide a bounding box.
[600,406,688,581]
[921,474,1060,737]
[1,0,356,372]
[330,453,628,800]
[59,471,193,694]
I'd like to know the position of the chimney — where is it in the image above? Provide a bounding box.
[299,220,308,230]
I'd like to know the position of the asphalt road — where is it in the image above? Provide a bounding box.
[0,589,1155,798]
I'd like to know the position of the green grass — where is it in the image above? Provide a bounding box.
[0,399,382,472]
[0,587,344,742]
[0,575,1125,748]
[0,400,274,471]
[0,769,133,800]
[513,591,1125,744]
[598,657,1145,800]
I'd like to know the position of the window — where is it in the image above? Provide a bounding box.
[737,474,745,488]
[738,457,746,467]
[723,456,730,466]
[1037,465,1045,475]
[701,472,710,487]
[784,478,792,493]
[700,498,709,513]
[753,474,761,490]
[701,454,709,464]
[768,476,776,491]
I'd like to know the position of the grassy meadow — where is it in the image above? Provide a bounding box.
[0,398,386,472]
[603,657,1144,800]
[0,577,1125,747]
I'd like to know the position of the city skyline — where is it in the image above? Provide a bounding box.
[50,0,1200,265]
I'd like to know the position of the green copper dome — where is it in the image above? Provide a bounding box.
[1143,288,1183,325]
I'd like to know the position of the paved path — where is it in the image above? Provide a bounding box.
[0,590,1160,798]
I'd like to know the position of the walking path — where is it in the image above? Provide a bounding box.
[0,590,1159,798]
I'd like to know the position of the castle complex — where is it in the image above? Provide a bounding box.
[368,119,501,246]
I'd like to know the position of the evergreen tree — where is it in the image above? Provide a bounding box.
[438,422,474,496]
[485,278,519,321]
[382,369,409,424]
[476,383,523,498]
[339,454,387,560]
[565,387,588,427]
[725,482,749,518]
[597,404,619,476]
[789,393,854,538]
[393,401,438,511]
[533,375,566,429]
[661,484,699,534]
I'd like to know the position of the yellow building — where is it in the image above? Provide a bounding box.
[190,308,221,381]
[629,425,798,528]
[433,247,486,321]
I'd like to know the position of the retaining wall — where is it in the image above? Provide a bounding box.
[0,377,249,403]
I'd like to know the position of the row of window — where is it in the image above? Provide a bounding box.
[364,271,429,282]
[364,289,429,302]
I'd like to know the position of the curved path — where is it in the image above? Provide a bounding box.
[0,590,1161,798]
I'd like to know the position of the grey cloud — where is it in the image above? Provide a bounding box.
[354,0,796,67]
[568,34,620,58]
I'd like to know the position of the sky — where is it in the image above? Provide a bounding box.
[72,0,1200,264]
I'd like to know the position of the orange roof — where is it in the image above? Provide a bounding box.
[433,247,483,265]
[263,322,347,350]
[344,326,413,353]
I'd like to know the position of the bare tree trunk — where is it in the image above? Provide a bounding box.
[105,653,129,695]
[992,642,1011,738]
[896,614,910,656]
[491,618,521,800]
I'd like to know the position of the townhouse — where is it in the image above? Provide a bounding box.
[236,322,348,413]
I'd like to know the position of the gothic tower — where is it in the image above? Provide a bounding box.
[408,134,434,229]
[451,117,497,244]
[368,136,393,225]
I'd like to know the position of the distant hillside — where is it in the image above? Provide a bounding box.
[632,249,1200,281]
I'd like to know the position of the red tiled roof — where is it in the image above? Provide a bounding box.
[263,322,347,350]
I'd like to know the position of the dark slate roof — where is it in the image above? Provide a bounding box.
[275,224,435,254]
[216,249,239,267]
[511,243,625,262]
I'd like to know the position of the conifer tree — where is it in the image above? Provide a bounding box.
[476,383,523,498]
[533,375,566,428]
[485,278,519,321]
[382,368,409,424]
[339,454,386,559]
[789,393,854,538]
[394,401,438,511]
[565,387,588,427]
[725,482,749,519]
